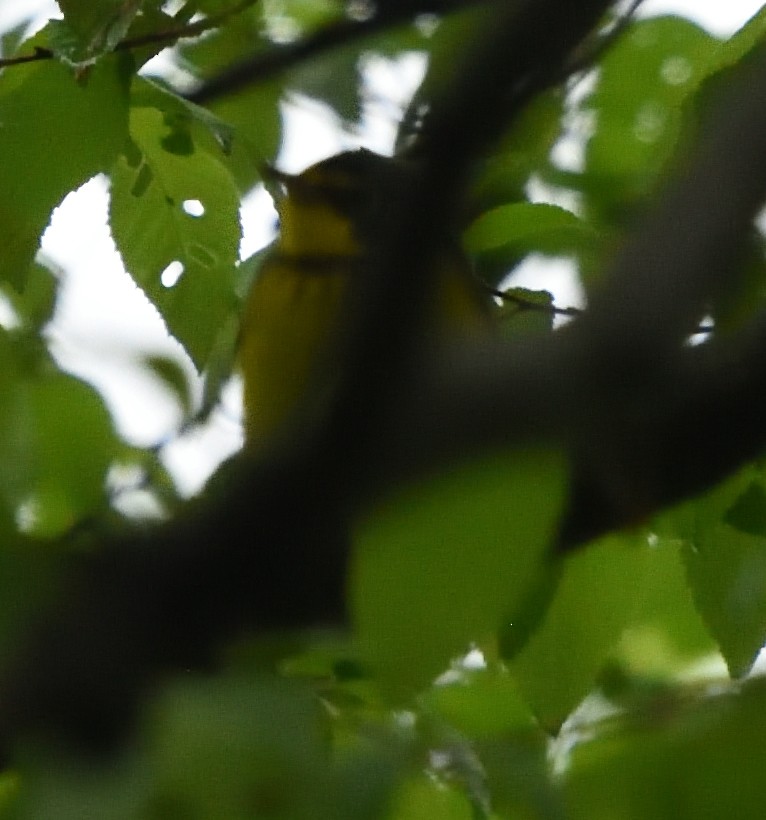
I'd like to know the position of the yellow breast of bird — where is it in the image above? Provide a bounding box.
[239,252,352,444]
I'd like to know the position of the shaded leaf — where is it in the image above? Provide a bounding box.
[565,679,766,820]
[673,469,766,676]
[511,534,656,730]
[423,666,535,740]
[724,480,766,538]
[465,202,598,258]
[352,448,567,696]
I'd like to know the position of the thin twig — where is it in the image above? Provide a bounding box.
[184,0,490,104]
[491,286,584,318]
[492,285,715,332]
[0,0,255,69]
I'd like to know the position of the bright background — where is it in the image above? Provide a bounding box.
[0,0,762,492]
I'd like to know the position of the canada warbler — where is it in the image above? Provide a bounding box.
[238,149,491,446]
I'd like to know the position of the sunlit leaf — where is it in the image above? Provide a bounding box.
[0,44,129,288]
[110,106,240,369]
[54,0,141,64]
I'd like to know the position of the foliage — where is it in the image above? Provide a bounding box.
[0,0,766,817]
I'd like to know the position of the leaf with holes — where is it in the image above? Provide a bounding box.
[110,107,240,369]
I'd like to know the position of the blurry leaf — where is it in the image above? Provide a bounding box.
[512,534,656,730]
[684,470,766,677]
[288,43,363,124]
[465,202,598,259]
[388,777,473,820]
[478,733,565,820]
[399,3,499,150]
[142,355,194,418]
[6,260,59,331]
[499,287,556,336]
[199,79,283,192]
[198,311,241,421]
[1,373,120,539]
[271,0,343,32]
[110,106,240,369]
[0,328,119,541]
[147,674,330,819]
[564,678,766,820]
[582,16,717,226]
[118,5,178,70]
[703,3,766,74]
[0,18,31,58]
[615,538,714,677]
[724,480,766,538]
[423,667,535,740]
[471,90,564,209]
[708,233,766,334]
[179,11,283,181]
[8,748,150,820]
[352,448,567,696]
[0,45,130,289]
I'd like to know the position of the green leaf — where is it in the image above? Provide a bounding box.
[499,287,556,336]
[511,534,658,730]
[616,537,714,677]
[564,679,766,820]
[131,77,236,155]
[683,471,766,677]
[723,480,766,537]
[147,674,330,819]
[4,260,59,331]
[472,90,564,209]
[178,11,283,181]
[387,777,474,820]
[110,106,240,369]
[288,43,363,124]
[351,448,567,697]
[8,749,149,820]
[704,3,766,75]
[582,16,717,225]
[6,373,119,539]
[465,202,598,258]
[423,666,535,740]
[53,0,141,64]
[0,47,130,289]
[142,354,195,418]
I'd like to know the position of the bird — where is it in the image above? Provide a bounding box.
[237,147,492,448]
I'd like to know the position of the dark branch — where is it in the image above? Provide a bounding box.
[185,0,491,105]
[0,0,622,759]
[7,0,766,763]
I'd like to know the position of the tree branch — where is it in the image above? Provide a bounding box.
[184,0,493,105]
[8,0,766,761]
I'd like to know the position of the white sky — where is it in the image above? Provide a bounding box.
[2,0,764,493]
